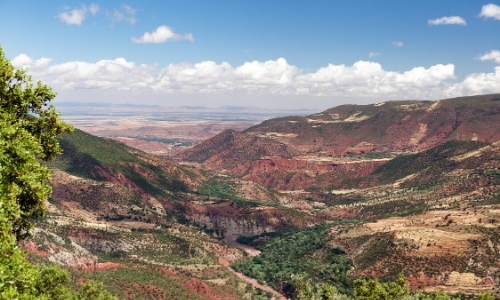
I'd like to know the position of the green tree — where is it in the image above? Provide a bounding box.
[352,275,410,300]
[291,275,489,300]
[0,46,72,240]
[0,44,71,297]
[292,274,350,300]
[0,46,114,299]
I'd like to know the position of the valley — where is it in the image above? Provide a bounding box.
[5,3,500,298]
[22,94,500,299]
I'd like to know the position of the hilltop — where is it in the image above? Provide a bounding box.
[177,94,500,190]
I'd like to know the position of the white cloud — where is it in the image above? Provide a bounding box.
[58,4,99,26]
[59,8,86,25]
[446,67,500,96]
[477,50,500,64]
[88,4,99,15]
[112,9,136,24]
[11,54,52,69]
[368,52,380,58]
[12,54,474,100]
[131,26,194,44]
[480,3,500,20]
[109,4,137,25]
[392,42,404,47]
[428,16,466,26]
[294,61,455,98]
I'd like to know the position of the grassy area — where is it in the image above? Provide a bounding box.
[47,129,194,197]
[196,177,261,208]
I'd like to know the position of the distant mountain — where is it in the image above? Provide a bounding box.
[177,94,500,190]
[180,105,208,109]
[54,101,162,108]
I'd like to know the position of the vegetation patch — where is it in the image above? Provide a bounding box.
[232,222,356,297]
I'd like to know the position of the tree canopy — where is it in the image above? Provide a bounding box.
[293,274,496,300]
[0,46,114,299]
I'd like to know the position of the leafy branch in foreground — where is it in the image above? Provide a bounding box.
[0,45,114,299]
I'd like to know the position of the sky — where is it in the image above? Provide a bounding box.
[1,0,500,110]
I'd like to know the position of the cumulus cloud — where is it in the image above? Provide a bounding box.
[294,61,455,98]
[477,50,500,64]
[131,26,194,44]
[368,52,381,58]
[446,67,500,96]
[428,16,466,25]
[13,54,479,100]
[11,54,52,69]
[480,3,500,20]
[58,3,99,26]
[392,42,404,47]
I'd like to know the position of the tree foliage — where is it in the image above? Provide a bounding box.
[0,46,114,299]
[0,45,73,240]
[293,274,496,300]
[232,223,353,295]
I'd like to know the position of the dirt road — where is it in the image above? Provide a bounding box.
[230,268,287,300]
[222,234,287,299]
[224,234,261,256]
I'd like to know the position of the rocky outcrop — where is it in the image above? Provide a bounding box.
[181,194,317,237]
[21,228,99,268]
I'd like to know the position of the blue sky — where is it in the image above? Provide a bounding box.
[1,0,499,109]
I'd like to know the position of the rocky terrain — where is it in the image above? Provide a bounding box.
[175,94,500,297]
[178,94,500,191]
[23,128,315,299]
[23,94,500,298]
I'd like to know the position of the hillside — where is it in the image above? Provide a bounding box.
[172,94,500,297]
[177,129,300,170]
[21,129,317,299]
[176,94,500,191]
[22,96,500,298]
[229,138,500,297]
[245,94,500,154]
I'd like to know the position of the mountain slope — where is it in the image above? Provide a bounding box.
[177,129,299,169]
[173,94,500,297]
[176,94,500,191]
[28,128,315,299]
[230,139,500,297]
[245,94,500,154]
[50,129,200,196]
